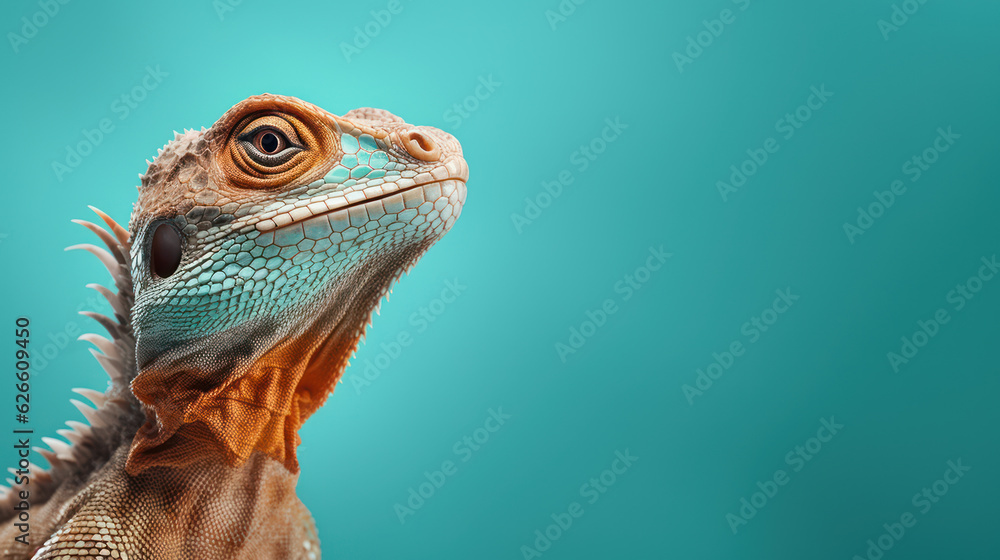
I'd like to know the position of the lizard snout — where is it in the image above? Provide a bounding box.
[400,126,468,183]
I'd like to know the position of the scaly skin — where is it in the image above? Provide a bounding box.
[0,95,468,559]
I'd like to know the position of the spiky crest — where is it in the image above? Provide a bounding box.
[0,208,142,520]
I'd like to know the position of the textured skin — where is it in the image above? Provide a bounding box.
[0,95,467,559]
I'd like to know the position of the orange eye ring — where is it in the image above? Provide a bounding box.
[216,106,338,190]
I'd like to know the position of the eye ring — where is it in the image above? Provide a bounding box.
[238,126,302,167]
[215,103,337,190]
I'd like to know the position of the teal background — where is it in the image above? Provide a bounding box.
[2,0,999,558]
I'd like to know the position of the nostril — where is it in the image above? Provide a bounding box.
[413,134,431,151]
[401,130,441,162]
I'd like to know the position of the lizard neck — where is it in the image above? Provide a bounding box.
[125,314,359,476]
[31,446,320,559]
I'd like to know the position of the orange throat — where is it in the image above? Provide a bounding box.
[125,326,356,476]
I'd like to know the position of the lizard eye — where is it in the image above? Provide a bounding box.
[238,125,301,166]
[239,124,302,167]
[256,129,284,154]
[216,101,336,190]
[150,223,182,278]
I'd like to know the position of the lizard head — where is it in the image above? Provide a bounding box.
[124,94,467,474]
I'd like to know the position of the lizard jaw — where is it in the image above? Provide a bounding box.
[254,156,470,234]
[271,177,468,233]
[127,173,467,476]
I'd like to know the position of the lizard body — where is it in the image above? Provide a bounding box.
[0,95,468,559]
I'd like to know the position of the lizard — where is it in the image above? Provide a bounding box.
[0,94,468,559]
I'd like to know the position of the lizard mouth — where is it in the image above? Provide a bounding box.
[256,174,467,234]
[303,178,464,226]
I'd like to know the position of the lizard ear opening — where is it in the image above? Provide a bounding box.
[214,98,339,190]
[150,223,182,278]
